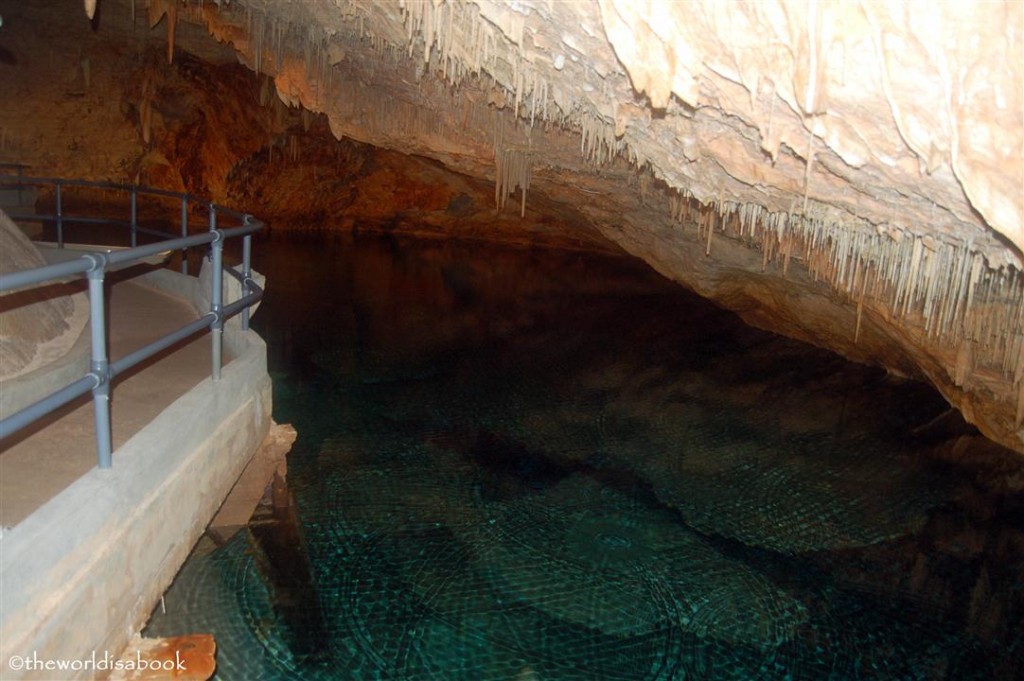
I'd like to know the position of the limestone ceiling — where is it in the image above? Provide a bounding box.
[172,0,1022,270]
[37,0,1024,452]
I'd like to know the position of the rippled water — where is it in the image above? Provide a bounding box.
[146,233,1024,680]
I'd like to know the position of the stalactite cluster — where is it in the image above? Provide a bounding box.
[494,146,531,217]
[126,0,1024,448]
[666,189,1024,419]
[397,0,622,167]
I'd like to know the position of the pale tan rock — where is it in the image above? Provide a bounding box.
[0,212,78,379]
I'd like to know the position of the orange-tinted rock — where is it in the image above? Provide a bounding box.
[110,634,215,681]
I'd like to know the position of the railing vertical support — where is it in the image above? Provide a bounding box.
[210,205,223,381]
[130,187,138,248]
[87,263,113,469]
[55,181,64,248]
[180,195,189,275]
[242,231,252,331]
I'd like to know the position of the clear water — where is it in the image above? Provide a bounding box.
[146,233,1024,680]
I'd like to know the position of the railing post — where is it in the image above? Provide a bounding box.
[55,181,64,248]
[209,205,223,380]
[242,229,252,331]
[180,195,189,275]
[130,187,138,248]
[87,260,113,469]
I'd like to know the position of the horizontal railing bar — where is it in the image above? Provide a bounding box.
[98,233,216,266]
[210,205,249,221]
[3,211,244,236]
[110,313,216,379]
[223,267,246,284]
[3,266,264,439]
[0,375,98,439]
[0,176,128,191]
[1,173,266,466]
[222,283,264,319]
[1,232,219,291]
[0,214,183,234]
[3,214,55,224]
[133,186,193,200]
[0,176,196,201]
[6,211,251,233]
[0,256,95,292]
[46,215,131,228]
[134,226,178,240]
[2,226,262,291]
[219,223,264,239]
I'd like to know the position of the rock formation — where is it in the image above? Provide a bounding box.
[0,212,79,380]
[0,0,1021,452]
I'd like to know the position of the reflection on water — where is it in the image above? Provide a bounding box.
[147,233,1024,680]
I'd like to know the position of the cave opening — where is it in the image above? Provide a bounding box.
[1,0,1022,678]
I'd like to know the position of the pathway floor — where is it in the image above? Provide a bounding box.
[1,269,215,527]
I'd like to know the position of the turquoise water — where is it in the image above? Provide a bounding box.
[146,234,1024,680]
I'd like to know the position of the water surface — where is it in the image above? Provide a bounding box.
[147,233,1024,680]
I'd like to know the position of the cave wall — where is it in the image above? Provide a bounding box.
[1,0,1022,454]
[0,0,611,251]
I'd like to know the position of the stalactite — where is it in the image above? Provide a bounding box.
[288,134,300,163]
[854,261,868,343]
[661,190,1024,393]
[495,146,531,217]
[705,208,714,257]
[226,0,1024,404]
[166,2,177,65]
[139,72,154,144]
[258,76,272,107]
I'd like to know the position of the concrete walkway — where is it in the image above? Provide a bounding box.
[1,271,215,527]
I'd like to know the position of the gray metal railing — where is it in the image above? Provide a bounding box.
[0,170,264,469]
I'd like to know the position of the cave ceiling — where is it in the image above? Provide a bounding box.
[173,0,1024,452]
[2,0,1024,452]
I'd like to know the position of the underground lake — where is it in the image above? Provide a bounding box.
[145,232,1024,680]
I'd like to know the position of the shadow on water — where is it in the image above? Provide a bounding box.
[146,232,1024,680]
[246,477,331,666]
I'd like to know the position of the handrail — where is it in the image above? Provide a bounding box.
[0,173,265,470]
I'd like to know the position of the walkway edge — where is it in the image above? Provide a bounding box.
[0,268,272,680]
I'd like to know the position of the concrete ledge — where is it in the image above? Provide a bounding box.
[0,267,271,680]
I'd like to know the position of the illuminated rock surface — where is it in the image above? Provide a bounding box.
[0,0,1021,451]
